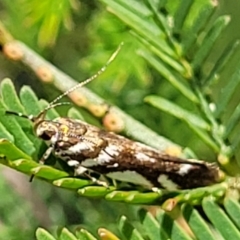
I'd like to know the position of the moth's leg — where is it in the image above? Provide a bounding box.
[83,172,109,188]
[29,146,54,182]
[39,132,60,165]
[112,179,118,187]
[39,146,54,165]
[69,160,109,188]
[98,174,111,188]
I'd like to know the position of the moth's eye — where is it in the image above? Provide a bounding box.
[39,132,51,141]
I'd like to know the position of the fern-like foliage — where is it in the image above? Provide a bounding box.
[34,204,240,240]
[1,0,240,239]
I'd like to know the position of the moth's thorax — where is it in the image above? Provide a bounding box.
[35,118,88,143]
[34,117,108,162]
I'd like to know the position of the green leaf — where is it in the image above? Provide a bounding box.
[224,197,240,230]
[30,165,69,181]
[19,85,42,116]
[192,16,231,71]
[78,186,116,198]
[118,215,144,240]
[138,209,165,240]
[19,85,46,156]
[139,51,198,102]
[202,40,240,87]
[132,32,185,75]
[224,103,240,138]
[0,139,31,160]
[202,197,240,239]
[156,209,193,240]
[173,0,193,31]
[0,79,35,155]
[215,68,240,118]
[143,0,175,42]
[182,205,216,240]
[76,229,97,240]
[182,2,216,53]
[105,190,160,204]
[145,95,209,130]
[1,78,26,114]
[0,138,68,181]
[59,228,78,240]
[36,228,56,240]
[53,177,91,190]
[0,122,14,142]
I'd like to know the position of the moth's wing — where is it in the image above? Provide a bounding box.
[94,130,221,189]
[56,120,221,189]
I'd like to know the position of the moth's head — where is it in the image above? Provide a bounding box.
[35,120,59,141]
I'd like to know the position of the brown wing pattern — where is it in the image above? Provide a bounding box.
[52,118,221,189]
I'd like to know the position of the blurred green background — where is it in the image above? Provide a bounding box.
[0,0,240,239]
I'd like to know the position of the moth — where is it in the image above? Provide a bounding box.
[6,44,223,190]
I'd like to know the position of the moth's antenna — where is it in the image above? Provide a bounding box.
[41,102,71,114]
[48,42,123,107]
